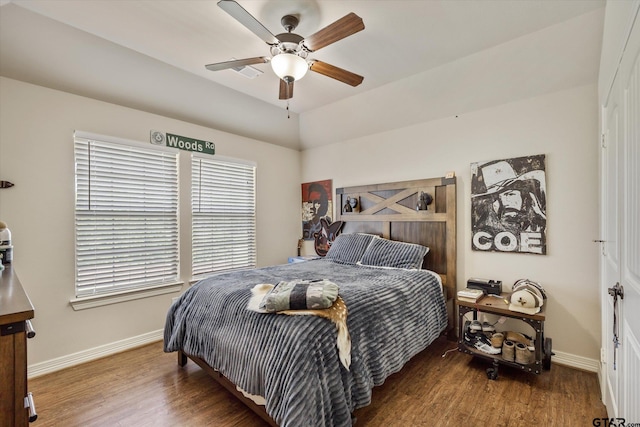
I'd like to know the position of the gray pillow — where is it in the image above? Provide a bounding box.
[325,233,376,265]
[259,279,339,312]
[360,238,429,269]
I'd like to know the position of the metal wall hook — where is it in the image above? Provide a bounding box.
[0,181,14,189]
[593,239,607,255]
[416,191,433,211]
[608,282,624,300]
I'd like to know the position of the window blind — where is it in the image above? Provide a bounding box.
[192,156,256,278]
[74,134,179,297]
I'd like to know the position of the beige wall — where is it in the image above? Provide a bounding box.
[0,77,301,368]
[0,75,601,369]
[300,84,601,362]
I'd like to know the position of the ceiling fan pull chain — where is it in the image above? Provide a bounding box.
[287,101,290,119]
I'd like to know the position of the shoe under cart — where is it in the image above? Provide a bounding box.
[456,293,553,380]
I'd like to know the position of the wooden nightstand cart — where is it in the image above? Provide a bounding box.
[456,293,552,380]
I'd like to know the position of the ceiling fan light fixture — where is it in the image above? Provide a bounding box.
[211,1,365,100]
[271,53,308,82]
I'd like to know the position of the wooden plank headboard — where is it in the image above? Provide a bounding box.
[335,176,457,334]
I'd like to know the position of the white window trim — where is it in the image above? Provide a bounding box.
[193,152,256,167]
[74,130,180,154]
[69,281,183,311]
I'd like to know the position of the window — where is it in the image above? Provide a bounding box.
[192,156,256,278]
[74,132,179,299]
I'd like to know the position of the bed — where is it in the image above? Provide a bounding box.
[164,176,457,427]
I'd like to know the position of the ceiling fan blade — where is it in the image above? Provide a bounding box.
[279,79,294,100]
[217,0,279,45]
[303,12,364,52]
[309,60,364,87]
[205,57,269,71]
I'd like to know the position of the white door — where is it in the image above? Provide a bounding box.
[601,67,621,417]
[600,7,640,421]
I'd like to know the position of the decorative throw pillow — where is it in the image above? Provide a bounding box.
[360,238,429,269]
[259,279,339,312]
[324,233,376,265]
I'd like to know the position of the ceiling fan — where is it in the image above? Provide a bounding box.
[206,0,365,100]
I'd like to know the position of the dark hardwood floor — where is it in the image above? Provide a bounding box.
[29,337,606,426]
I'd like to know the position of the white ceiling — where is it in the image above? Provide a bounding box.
[0,0,605,150]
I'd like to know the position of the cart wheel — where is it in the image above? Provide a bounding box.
[543,337,553,370]
[486,367,498,380]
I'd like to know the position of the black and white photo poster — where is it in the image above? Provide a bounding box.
[471,154,547,254]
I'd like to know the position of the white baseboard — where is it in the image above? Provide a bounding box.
[27,329,600,378]
[551,349,600,373]
[27,329,164,379]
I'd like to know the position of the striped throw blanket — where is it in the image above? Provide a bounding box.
[164,259,446,427]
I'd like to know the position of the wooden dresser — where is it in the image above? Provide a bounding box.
[0,266,36,426]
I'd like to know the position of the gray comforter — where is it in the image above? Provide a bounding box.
[164,259,447,427]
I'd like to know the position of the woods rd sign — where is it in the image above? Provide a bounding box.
[150,130,215,155]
